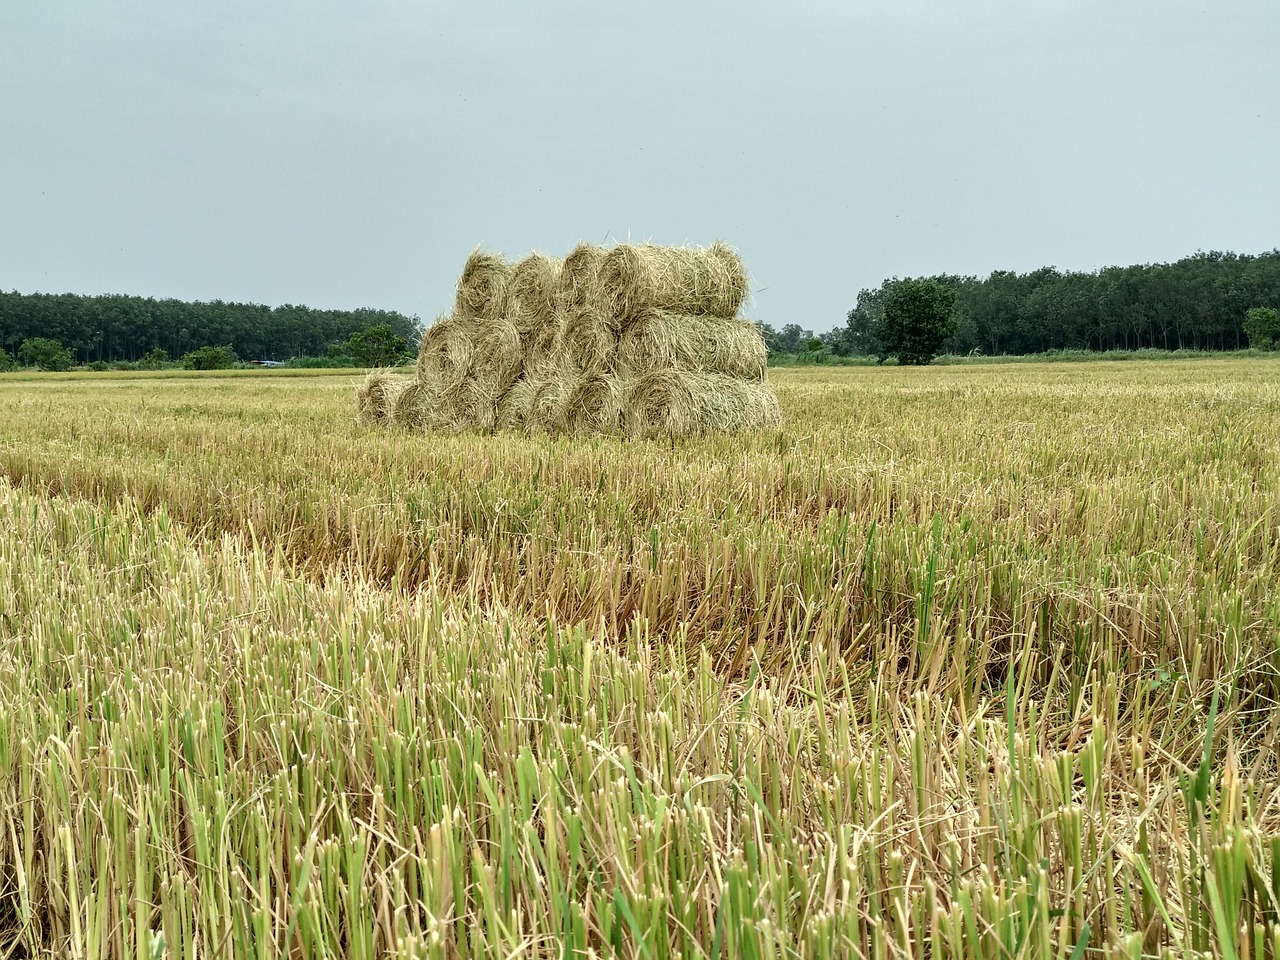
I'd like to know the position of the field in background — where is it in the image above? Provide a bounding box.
[1,361,1278,958]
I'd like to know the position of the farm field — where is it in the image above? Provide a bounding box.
[1,360,1279,959]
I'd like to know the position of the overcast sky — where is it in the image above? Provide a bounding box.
[2,1,1277,332]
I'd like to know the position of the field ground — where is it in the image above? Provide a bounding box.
[1,360,1278,958]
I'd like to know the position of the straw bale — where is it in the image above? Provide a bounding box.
[599,241,747,323]
[560,306,618,378]
[621,371,781,437]
[495,379,537,431]
[522,318,563,385]
[454,249,514,320]
[390,380,441,432]
[616,310,767,381]
[556,242,608,312]
[438,377,498,434]
[468,317,524,396]
[416,314,476,393]
[552,374,623,434]
[509,253,564,335]
[356,371,411,426]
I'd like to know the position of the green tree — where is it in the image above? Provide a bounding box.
[875,278,958,365]
[0,347,13,372]
[1243,307,1280,350]
[17,337,74,371]
[141,347,169,370]
[770,323,815,355]
[341,324,412,366]
[181,344,237,370]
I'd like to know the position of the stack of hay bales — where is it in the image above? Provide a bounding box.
[357,241,780,437]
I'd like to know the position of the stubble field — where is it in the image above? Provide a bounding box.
[1,360,1278,959]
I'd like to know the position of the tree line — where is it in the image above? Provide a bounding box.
[759,249,1280,359]
[0,290,419,363]
[845,249,1280,356]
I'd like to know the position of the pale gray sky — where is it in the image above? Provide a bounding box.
[2,1,1277,332]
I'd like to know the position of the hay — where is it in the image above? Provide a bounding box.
[416,314,476,393]
[454,249,514,321]
[599,241,748,323]
[552,375,623,434]
[621,371,781,437]
[468,317,524,396]
[391,380,439,431]
[522,319,563,385]
[556,243,608,311]
[362,240,779,439]
[356,371,411,426]
[616,310,767,382]
[438,377,498,433]
[495,379,536,431]
[509,254,563,335]
[560,306,618,378]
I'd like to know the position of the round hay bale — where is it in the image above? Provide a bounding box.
[495,379,537,431]
[560,306,618,378]
[356,371,411,426]
[454,249,514,321]
[621,371,781,437]
[469,317,524,396]
[616,310,767,381]
[391,380,441,432]
[527,377,566,430]
[556,243,608,312]
[522,318,563,384]
[599,241,748,323]
[438,377,498,434]
[416,314,476,393]
[509,253,564,335]
[552,374,623,434]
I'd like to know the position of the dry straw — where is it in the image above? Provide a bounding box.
[600,241,748,323]
[617,310,768,382]
[416,314,476,393]
[522,320,564,385]
[495,378,537,431]
[509,253,564,335]
[356,370,410,426]
[454,249,514,321]
[622,371,781,437]
[390,379,438,431]
[438,377,498,433]
[553,375,623,434]
[468,317,524,397]
[556,242,608,311]
[559,306,619,378]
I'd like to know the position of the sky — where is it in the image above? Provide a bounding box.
[2,1,1278,333]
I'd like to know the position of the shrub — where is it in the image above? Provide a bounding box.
[141,348,169,370]
[17,337,75,371]
[86,360,110,372]
[181,345,238,370]
[1243,307,1280,351]
[0,348,13,372]
[336,324,414,367]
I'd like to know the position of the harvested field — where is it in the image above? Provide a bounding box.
[3,359,1279,959]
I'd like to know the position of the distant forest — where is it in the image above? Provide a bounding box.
[0,290,419,363]
[809,249,1280,357]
